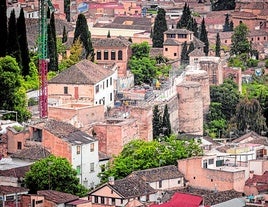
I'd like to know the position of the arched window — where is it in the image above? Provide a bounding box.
[97,51,101,60]
[118,50,123,60]
[111,51,116,60]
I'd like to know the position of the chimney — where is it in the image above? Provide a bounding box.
[108,176,114,185]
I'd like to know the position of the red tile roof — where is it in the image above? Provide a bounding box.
[245,171,268,192]
[150,192,203,207]
[37,190,79,204]
[0,185,29,194]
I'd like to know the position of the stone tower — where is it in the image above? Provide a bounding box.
[176,81,203,135]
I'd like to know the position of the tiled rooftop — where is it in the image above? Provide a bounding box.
[0,165,30,177]
[49,59,114,85]
[0,185,29,194]
[131,165,183,182]
[11,146,51,161]
[37,190,79,204]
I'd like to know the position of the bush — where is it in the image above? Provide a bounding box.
[246,58,259,67]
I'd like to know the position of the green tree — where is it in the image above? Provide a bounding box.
[230,23,250,56]
[62,26,68,43]
[7,9,22,68]
[0,0,7,57]
[131,42,150,59]
[129,56,157,85]
[99,137,202,182]
[107,30,111,38]
[211,0,236,11]
[215,32,221,57]
[153,105,162,138]
[177,3,191,29]
[161,104,171,137]
[199,17,209,56]
[73,13,94,60]
[48,13,58,71]
[0,56,31,121]
[187,42,195,57]
[234,98,267,134]
[17,8,30,77]
[152,8,167,48]
[181,41,188,65]
[210,79,240,121]
[223,13,230,32]
[25,155,88,197]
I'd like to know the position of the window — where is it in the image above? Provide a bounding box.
[77,145,81,154]
[76,165,81,174]
[111,51,116,60]
[203,159,208,168]
[178,34,187,38]
[121,199,123,204]
[110,77,112,85]
[101,197,105,204]
[159,180,162,188]
[257,37,260,41]
[110,93,113,101]
[174,53,177,56]
[64,86,68,94]
[225,40,227,43]
[106,79,109,87]
[103,81,105,89]
[209,158,214,164]
[165,48,168,51]
[251,38,254,41]
[17,141,22,150]
[36,200,43,204]
[90,143,94,152]
[178,180,181,184]
[211,179,213,182]
[118,50,123,60]
[104,51,108,60]
[90,162,94,172]
[97,51,101,60]
[112,198,115,205]
[167,34,176,38]
[95,85,99,93]
[94,196,98,203]
[264,37,266,40]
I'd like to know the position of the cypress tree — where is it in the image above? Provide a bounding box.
[64,0,70,22]
[161,104,171,137]
[7,9,22,68]
[107,30,111,38]
[199,17,209,56]
[17,8,30,77]
[48,12,58,71]
[187,41,195,58]
[215,32,221,57]
[0,0,7,57]
[177,3,191,29]
[152,8,167,48]
[223,14,230,32]
[229,21,234,31]
[181,41,188,65]
[74,13,94,60]
[153,105,162,139]
[62,26,68,43]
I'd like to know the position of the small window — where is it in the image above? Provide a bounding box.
[17,141,22,150]
[174,53,177,56]
[225,40,227,43]
[64,86,68,94]
[178,180,181,184]
[211,179,213,182]
[209,159,214,164]
[104,51,108,60]
[111,51,116,60]
[106,79,108,87]
[90,162,94,172]
[110,92,113,101]
[77,145,81,154]
[251,38,254,41]
[76,165,81,174]
[165,48,168,51]
[95,85,99,93]
[159,180,162,188]
[118,50,123,60]
[264,37,266,40]
[110,77,112,85]
[112,198,115,205]
[97,51,101,60]
[101,197,104,204]
[90,143,94,152]
[103,81,105,89]
[94,196,98,203]
[257,37,260,41]
[121,199,123,204]
[193,176,196,179]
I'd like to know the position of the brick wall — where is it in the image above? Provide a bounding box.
[7,129,30,154]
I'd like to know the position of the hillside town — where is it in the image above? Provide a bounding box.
[1,0,268,206]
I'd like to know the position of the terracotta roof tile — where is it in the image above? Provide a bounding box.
[93,37,131,47]
[231,11,257,18]
[49,59,115,85]
[110,175,156,198]
[245,171,268,192]
[163,38,181,46]
[0,185,29,194]
[164,29,193,35]
[0,165,31,177]
[232,131,265,143]
[31,119,96,144]
[11,146,51,161]
[131,165,183,182]
[37,190,79,204]
[188,48,205,57]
